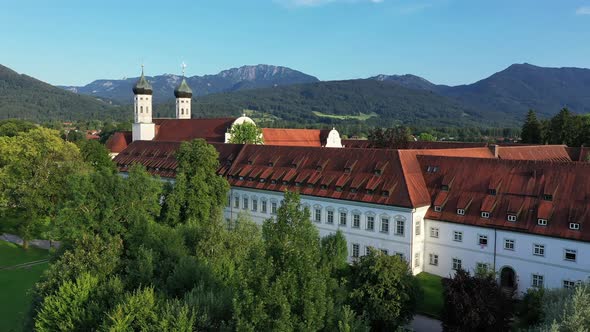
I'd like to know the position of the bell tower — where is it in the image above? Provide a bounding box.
[132,65,155,141]
[174,62,193,119]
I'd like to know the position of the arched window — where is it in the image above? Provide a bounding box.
[140,106,143,113]
[146,106,149,112]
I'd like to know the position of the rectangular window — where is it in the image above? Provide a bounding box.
[353,214,360,228]
[381,218,390,233]
[340,212,347,226]
[252,198,258,212]
[314,208,322,223]
[327,211,334,224]
[261,200,267,213]
[395,219,404,236]
[366,216,375,231]
[452,258,462,270]
[352,243,360,258]
[476,262,489,271]
[365,246,371,256]
[453,231,463,242]
[414,253,420,267]
[271,202,277,214]
[532,274,544,288]
[434,206,442,212]
[533,244,545,257]
[504,239,515,250]
[481,211,490,219]
[538,218,548,226]
[478,235,488,246]
[415,220,421,235]
[569,223,580,230]
[234,196,240,208]
[507,214,517,222]
[563,280,576,289]
[243,197,249,210]
[564,249,577,262]
[430,227,439,238]
[395,252,404,259]
[457,209,465,215]
[380,249,389,255]
[429,253,439,266]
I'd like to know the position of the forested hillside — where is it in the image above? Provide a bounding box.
[0,65,128,122]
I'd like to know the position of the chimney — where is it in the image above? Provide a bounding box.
[489,144,499,158]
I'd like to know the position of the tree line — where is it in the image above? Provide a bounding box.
[0,126,420,331]
[521,108,590,146]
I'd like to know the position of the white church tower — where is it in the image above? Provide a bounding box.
[132,66,155,141]
[174,63,193,119]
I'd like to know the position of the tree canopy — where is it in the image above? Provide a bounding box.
[227,122,264,144]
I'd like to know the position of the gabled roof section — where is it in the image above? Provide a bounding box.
[419,155,590,241]
[153,118,236,142]
[497,145,571,161]
[106,131,132,153]
[261,128,328,147]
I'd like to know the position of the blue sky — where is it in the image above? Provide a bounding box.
[1,0,589,86]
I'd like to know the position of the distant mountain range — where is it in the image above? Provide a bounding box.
[60,65,319,103]
[1,62,589,126]
[0,64,126,122]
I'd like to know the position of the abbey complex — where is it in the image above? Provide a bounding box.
[106,69,590,295]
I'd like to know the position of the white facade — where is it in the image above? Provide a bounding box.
[325,128,343,148]
[132,94,155,141]
[223,186,590,295]
[176,97,191,119]
[422,218,590,294]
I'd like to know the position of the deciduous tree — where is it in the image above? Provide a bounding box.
[228,122,264,144]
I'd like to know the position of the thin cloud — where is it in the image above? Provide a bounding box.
[274,0,383,8]
[576,6,590,15]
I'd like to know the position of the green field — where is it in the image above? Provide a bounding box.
[0,240,49,332]
[416,272,444,318]
[312,111,378,121]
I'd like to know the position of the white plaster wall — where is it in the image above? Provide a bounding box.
[176,97,191,119]
[423,219,590,294]
[134,94,152,124]
[225,187,414,264]
[325,129,343,148]
[132,123,155,141]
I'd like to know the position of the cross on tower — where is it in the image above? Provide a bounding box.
[181,62,187,76]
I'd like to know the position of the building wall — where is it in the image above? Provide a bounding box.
[134,94,152,124]
[176,97,191,119]
[423,219,590,294]
[225,187,415,263]
[132,123,155,141]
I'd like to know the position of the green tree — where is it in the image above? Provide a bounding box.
[418,132,436,142]
[548,108,576,145]
[78,139,116,172]
[441,269,513,332]
[368,126,412,149]
[234,191,329,331]
[228,122,264,144]
[162,139,229,226]
[0,128,87,248]
[521,110,542,144]
[348,248,419,331]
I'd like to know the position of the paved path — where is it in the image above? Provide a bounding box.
[1,233,60,250]
[409,314,442,332]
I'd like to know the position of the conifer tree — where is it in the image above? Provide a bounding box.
[521,110,542,144]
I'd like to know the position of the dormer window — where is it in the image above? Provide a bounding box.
[434,206,442,212]
[367,189,374,195]
[457,209,465,215]
[248,160,253,165]
[260,178,266,183]
[374,169,382,176]
[320,184,327,190]
[381,190,389,197]
[268,162,274,167]
[271,179,277,184]
[507,214,517,222]
[488,189,497,195]
[336,186,343,192]
[569,223,580,230]
[344,167,351,174]
[481,211,490,219]
[350,188,357,193]
[282,181,288,185]
[316,166,322,171]
[239,176,244,181]
[441,185,449,191]
[426,166,439,173]
[307,183,314,189]
[543,194,553,201]
[295,182,301,187]
[538,218,548,226]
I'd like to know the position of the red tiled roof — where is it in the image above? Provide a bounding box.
[153,118,236,142]
[225,145,415,207]
[342,140,489,149]
[261,128,330,147]
[497,145,571,161]
[105,131,132,153]
[419,155,590,241]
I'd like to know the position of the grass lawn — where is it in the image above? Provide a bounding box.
[416,272,444,318]
[0,240,49,268]
[312,111,378,121]
[0,240,50,332]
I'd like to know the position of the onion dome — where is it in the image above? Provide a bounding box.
[174,78,193,98]
[132,69,153,95]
